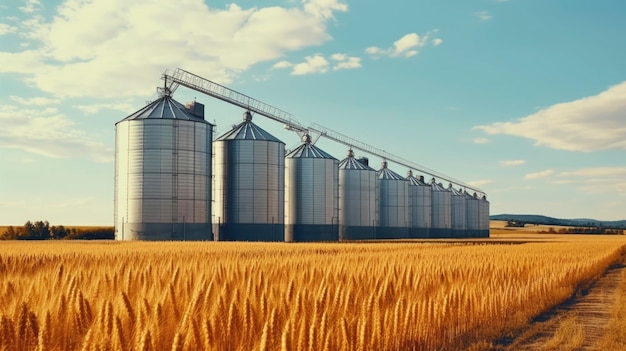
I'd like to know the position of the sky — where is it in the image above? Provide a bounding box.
[1,0,625,225]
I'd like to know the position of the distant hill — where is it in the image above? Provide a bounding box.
[490,214,626,228]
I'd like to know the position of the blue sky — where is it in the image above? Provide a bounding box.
[1,0,625,225]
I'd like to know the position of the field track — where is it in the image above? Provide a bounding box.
[499,246,626,350]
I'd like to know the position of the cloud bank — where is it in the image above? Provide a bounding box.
[474,82,626,152]
[0,104,113,162]
[0,0,348,98]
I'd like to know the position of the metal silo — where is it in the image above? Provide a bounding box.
[478,195,490,237]
[213,111,285,241]
[449,185,467,238]
[430,179,451,238]
[114,94,213,240]
[406,171,432,238]
[465,192,480,238]
[376,161,409,239]
[338,149,378,240]
[285,135,339,242]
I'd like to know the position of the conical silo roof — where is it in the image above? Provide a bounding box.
[338,149,375,170]
[216,111,282,142]
[286,135,337,159]
[117,95,210,124]
[448,184,464,196]
[406,170,428,186]
[377,161,404,180]
[430,178,448,192]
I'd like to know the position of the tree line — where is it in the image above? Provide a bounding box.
[1,220,114,240]
[539,226,624,235]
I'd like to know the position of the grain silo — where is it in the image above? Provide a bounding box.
[406,171,432,238]
[213,111,285,241]
[114,94,213,240]
[376,161,409,239]
[430,179,451,238]
[478,195,490,237]
[285,135,339,242]
[338,149,378,240]
[465,192,480,238]
[449,185,467,238]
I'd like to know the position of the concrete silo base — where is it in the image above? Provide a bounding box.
[429,228,453,238]
[339,226,377,241]
[451,229,469,238]
[286,224,339,242]
[376,227,410,240]
[409,227,430,239]
[463,229,480,238]
[214,223,284,242]
[116,223,213,241]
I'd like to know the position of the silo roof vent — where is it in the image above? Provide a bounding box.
[243,110,253,122]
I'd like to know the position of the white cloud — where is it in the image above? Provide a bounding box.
[489,185,533,194]
[73,101,136,115]
[467,179,493,188]
[558,167,626,178]
[0,50,45,74]
[304,0,348,19]
[556,167,626,196]
[366,31,440,59]
[472,138,490,144]
[292,55,329,75]
[19,0,41,14]
[500,160,526,167]
[0,105,112,162]
[273,61,294,69]
[474,11,492,21]
[525,169,554,180]
[275,52,360,75]
[0,23,18,35]
[392,33,421,57]
[331,53,361,71]
[0,0,348,98]
[10,95,61,106]
[474,82,626,152]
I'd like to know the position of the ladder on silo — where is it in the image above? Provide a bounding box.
[162,68,486,197]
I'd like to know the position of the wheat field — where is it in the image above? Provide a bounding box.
[1,238,625,350]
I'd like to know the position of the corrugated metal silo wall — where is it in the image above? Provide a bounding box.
[408,183,432,238]
[450,190,467,238]
[339,168,378,240]
[377,178,409,239]
[213,139,285,241]
[431,188,452,238]
[465,196,480,237]
[114,119,212,240]
[285,157,339,242]
[478,198,490,237]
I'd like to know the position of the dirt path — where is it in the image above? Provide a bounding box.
[501,262,625,350]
